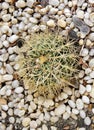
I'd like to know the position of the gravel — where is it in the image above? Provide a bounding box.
[0,0,94,129]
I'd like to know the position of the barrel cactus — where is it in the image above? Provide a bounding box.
[17,32,80,98]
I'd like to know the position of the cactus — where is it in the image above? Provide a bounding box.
[17,32,80,98]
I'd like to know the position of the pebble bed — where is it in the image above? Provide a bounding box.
[0,0,94,130]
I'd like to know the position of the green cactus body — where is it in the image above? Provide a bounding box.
[17,33,80,98]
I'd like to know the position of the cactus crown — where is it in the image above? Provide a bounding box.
[17,32,80,98]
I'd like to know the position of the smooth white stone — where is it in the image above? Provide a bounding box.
[43,99,54,108]
[63,87,72,95]
[16,0,26,8]
[79,84,86,95]
[77,10,84,19]
[2,14,11,22]
[80,110,86,119]
[13,64,20,70]
[58,92,68,101]
[82,96,90,104]
[84,117,91,125]
[22,117,31,127]
[89,33,94,41]
[66,106,71,114]
[68,100,76,108]
[30,101,36,110]
[6,89,12,96]
[90,71,94,78]
[39,113,44,121]
[30,120,37,129]
[54,104,66,115]
[72,109,79,115]
[49,8,58,15]
[80,48,88,57]
[47,20,56,27]
[63,112,70,120]
[2,2,9,9]
[79,128,86,130]
[26,0,35,7]
[76,99,84,110]
[29,17,38,24]
[90,87,94,98]
[86,84,92,92]
[40,25,47,31]
[6,64,13,74]
[89,59,94,68]
[89,49,94,56]
[50,116,59,123]
[9,117,15,124]
[0,87,6,95]
[12,80,19,88]
[79,70,85,78]
[3,40,9,48]
[0,53,9,62]
[3,74,13,81]
[1,105,8,111]
[57,19,66,28]
[89,0,94,4]
[9,54,16,61]
[64,8,71,17]
[49,0,59,7]
[85,68,91,74]
[15,87,24,94]
[42,124,48,130]
[8,35,19,43]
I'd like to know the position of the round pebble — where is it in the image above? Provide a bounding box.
[84,117,91,125]
[82,96,90,104]
[22,117,31,127]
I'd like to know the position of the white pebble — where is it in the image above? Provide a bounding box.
[89,49,94,56]
[86,84,92,92]
[80,48,88,57]
[80,110,86,119]
[85,68,91,74]
[26,0,35,8]
[90,71,94,78]
[89,59,94,68]
[30,120,37,129]
[2,2,9,9]
[42,124,48,130]
[72,109,79,115]
[79,84,86,95]
[76,99,84,110]
[3,74,13,81]
[9,117,15,124]
[6,89,12,96]
[6,64,13,74]
[63,112,70,120]
[15,87,24,94]
[29,17,38,24]
[90,87,94,98]
[12,80,19,88]
[57,19,66,28]
[84,117,91,125]
[22,117,31,127]
[68,100,76,108]
[49,0,59,7]
[16,0,26,8]
[2,14,11,22]
[82,96,90,104]
[47,20,56,27]
[1,105,8,111]
[3,40,9,48]
[43,99,54,108]
[77,10,84,19]
[89,0,94,4]
[54,104,66,115]
[8,35,18,43]
[89,33,94,41]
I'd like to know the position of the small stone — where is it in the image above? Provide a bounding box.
[63,112,70,120]
[73,16,90,35]
[68,100,76,108]
[3,74,13,81]
[79,39,84,45]
[89,49,94,56]
[54,104,66,115]
[79,70,85,78]
[76,99,84,110]
[80,110,86,119]
[90,87,94,98]
[0,98,7,106]
[2,2,9,9]
[22,117,31,127]
[12,80,19,88]
[89,0,94,4]
[49,0,59,7]
[72,108,79,115]
[58,92,68,100]
[86,84,92,92]
[49,8,58,15]
[57,19,66,28]
[82,96,90,104]
[6,64,13,74]
[1,105,8,111]
[80,48,89,57]
[50,116,59,123]
[77,10,84,19]
[89,58,94,68]
[47,20,56,27]
[30,101,36,110]
[8,35,19,43]
[16,0,26,8]
[9,117,15,124]
[85,68,92,74]
[84,117,91,125]
[15,87,24,94]
[89,33,94,41]
[63,87,72,95]
[3,40,9,48]
[79,128,86,130]
[0,53,9,62]
[2,14,11,22]
[90,13,94,23]
[26,0,35,8]
[29,17,38,24]
[90,71,94,78]
[30,120,37,129]
[64,8,71,17]
[6,89,12,96]
[42,124,48,130]
[79,84,86,95]
[43,99,54,108]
